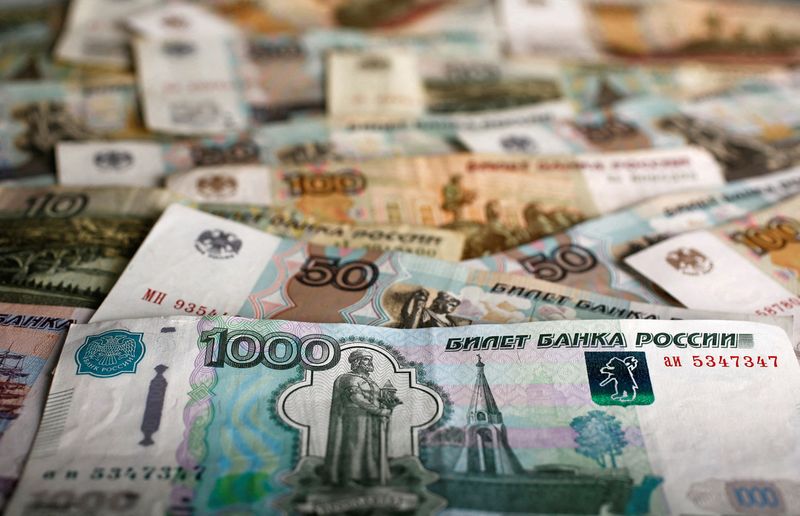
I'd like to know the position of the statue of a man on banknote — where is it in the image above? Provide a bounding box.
[442,175,476,222]
[399,289,468,328]
[324,350,391,487]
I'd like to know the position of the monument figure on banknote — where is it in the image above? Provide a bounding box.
[441,175,476,223]
[12,102,96,175]
[657,114,791,180]
[324,350,396,486]
[398,289,467,328]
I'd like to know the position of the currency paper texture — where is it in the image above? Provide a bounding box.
[460,83,800,181]
[0,302,93,510]
[0,79,143,182]
[91,204,794,348]
[464,167,800,302]
[6,316,800,514]
[162,149,723,258]
[0,186,177,307]
[626,193,800,316]
[53,105,571,185]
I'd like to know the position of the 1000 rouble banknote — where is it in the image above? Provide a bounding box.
[6,316,800,514]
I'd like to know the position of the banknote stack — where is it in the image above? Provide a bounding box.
[3,0,800,514]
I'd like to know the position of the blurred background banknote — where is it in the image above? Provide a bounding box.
[89,204,794,345]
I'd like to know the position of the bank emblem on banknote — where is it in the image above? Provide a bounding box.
[585,351,653,406]
[75,329,145,378]
[194,230,242,259]
[666,247,714,276]
[93,150,134,171]
[197,175,237,199]
[500,135,535,153]
[162,41,196,57]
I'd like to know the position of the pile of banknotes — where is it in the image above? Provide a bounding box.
[3,0,800,514]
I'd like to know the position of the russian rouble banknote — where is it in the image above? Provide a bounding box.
[54,104,570,186]
[6,316,800,514]
[460,81,800,181]
[161,148,724,258]
[626,192,800,317]
[91,204,795,349]
[465,166,800,302]
[0,186,468,309]
[0,302,93,510]
[0,78,143,182]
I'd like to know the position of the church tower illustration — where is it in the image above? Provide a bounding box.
[453,355,524,475]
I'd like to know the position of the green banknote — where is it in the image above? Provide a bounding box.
[0,187,177,307]
[6,316,800,514]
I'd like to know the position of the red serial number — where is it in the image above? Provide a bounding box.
[173,299,228,316]
[692,355,778,368]
[754,296,800,316]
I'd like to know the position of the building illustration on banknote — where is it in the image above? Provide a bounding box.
[271,343,661,514]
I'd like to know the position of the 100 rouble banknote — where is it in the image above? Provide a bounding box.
[5,316,800,514]
[161,148,723,258]
[626,192,800,317]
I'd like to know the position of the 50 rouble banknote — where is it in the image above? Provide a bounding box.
[89,204,794,352]
[464,166,800,302]
[6,316,800,514]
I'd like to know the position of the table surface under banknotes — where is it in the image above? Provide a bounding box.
[3,1,800,514]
